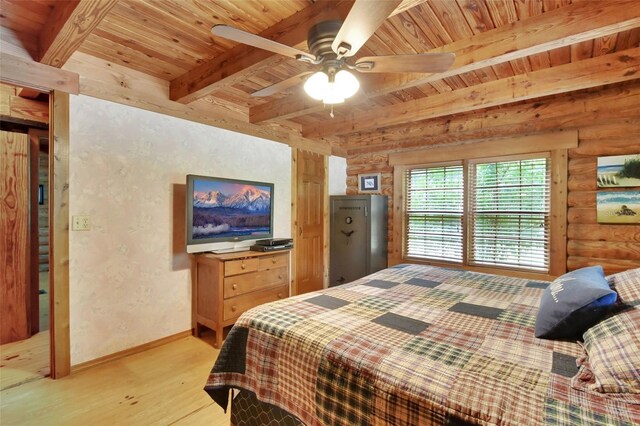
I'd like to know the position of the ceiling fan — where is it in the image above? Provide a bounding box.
[210,0,455,109]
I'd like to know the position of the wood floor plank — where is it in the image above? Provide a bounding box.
[0,332,230,425]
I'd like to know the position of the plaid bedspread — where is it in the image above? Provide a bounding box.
[205,264,640,425]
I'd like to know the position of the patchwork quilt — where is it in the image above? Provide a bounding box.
[205,264,640,425]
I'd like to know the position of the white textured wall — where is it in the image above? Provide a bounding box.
[328,156,347,195]
[69,95,291,364]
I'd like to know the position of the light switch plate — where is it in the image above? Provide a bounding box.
[72,215,91,231]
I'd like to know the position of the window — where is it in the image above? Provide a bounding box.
[403,155,551,272]
[405,164,464,262]
[468,156,550,271]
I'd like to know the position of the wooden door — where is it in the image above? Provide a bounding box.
[1,130,31,344]
[294,150,326,295]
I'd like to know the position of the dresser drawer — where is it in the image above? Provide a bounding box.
[224,266,288,299]
[258,253,289,270]
[223,284,288,321]
[224,257,259,276]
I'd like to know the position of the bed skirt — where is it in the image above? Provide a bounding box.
[231,389,304,426]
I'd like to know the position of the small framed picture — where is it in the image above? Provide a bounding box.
[358,173,381,193]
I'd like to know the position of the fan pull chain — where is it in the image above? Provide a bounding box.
[330,104,335,118]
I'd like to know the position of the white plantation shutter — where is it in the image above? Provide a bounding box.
[468,156,550,271]
[404,164,464,262]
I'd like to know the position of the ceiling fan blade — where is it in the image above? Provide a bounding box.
[252,72,314,97]
[331,0,402,58]
[355,53,456,73]
[212,25,315,61]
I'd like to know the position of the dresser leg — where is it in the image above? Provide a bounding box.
[215,327,223,348]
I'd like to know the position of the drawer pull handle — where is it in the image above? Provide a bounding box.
[231,306,237,312]
[278,274,283,280]
[232,284,237,290]
[241,263,246,270]
[272,258,277,264]
[277,293,283,299]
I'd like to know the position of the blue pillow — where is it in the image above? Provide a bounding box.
[534,266,617,340]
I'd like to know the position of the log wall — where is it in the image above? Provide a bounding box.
[345,82,640,275]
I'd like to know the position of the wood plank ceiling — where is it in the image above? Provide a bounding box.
[1,0,639,155]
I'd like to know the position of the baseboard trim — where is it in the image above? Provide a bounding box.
[71,330,192,374]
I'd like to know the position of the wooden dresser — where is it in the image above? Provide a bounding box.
[192,250,290,347]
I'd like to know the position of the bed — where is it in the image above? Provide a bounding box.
[205,264,640,425]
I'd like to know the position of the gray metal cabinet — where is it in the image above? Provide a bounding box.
[329,195,388,287]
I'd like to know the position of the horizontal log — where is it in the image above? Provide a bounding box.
[568,224,640,242]
[568,158,596,174]
[568,191,596,208]
[347,106,639,157]
[568,240,640,260]
[388,131,577,166]
[578,119,640,140]
[346,83,640,148]
[346,164,394,176]
[347,153,390,166]
[569,137,640,158]
[567,256,640,275]
[568,208,596,224]
[568,173,597,192]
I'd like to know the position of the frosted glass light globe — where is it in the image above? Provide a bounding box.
[335,70,360,99]
[304,72,328,100]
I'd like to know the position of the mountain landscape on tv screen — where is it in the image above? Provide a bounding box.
[192,184,271,239]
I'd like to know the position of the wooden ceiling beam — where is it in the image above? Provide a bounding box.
[251,0,640,123]
[1,52,79,95]
[170,1,355,105]
[39,0,118,67]
[302,46,640,138]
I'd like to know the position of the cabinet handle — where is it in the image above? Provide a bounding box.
[232,284,237,290]
[277,293,283,299]
[278,274,283,280]
[231,306,237,312]
[271,258,277,264]
[241,263,246,270]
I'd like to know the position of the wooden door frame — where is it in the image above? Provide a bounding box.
[0,78,71,378]
[290,148,329,296]
[49,90,71,378]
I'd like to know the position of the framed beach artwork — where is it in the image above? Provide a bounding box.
[597,191,640,224]
[597,154,640,187]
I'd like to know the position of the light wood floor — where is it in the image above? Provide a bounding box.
[0,331,230,425]
[1,330,50,391]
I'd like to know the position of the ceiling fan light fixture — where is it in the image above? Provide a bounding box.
[303,70,359,105]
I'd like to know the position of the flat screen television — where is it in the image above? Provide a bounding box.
[186,174,274,253]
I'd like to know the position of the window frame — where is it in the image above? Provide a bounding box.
[390,132,575,280]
